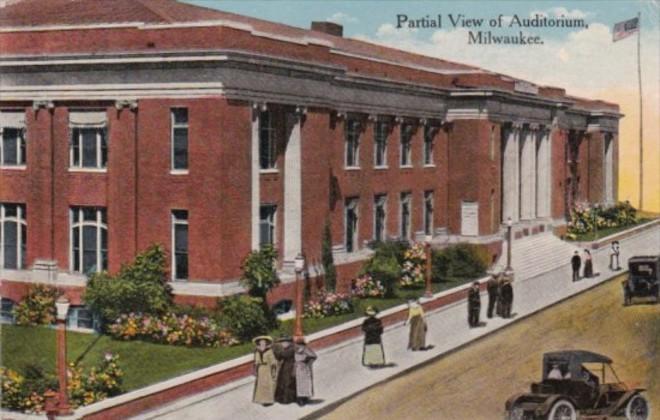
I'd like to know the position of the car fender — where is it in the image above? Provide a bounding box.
[608,389,645,416]
[505,393,530,411]
[534,394,577,418]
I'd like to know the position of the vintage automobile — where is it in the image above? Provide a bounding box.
[505,351,650,420]
[622,255,660,305]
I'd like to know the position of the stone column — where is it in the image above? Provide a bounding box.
[250,106,261,251]
[535,128,552,218]
[283,110,303,265]
[604,133,614,204]
[501,124,520,222]
[519,126,537,220]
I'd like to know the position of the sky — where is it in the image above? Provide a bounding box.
[185,0,660,212]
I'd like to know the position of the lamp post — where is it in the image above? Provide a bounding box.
[424,235,433,298]
[506,217,513,272]
[55,296,72,416]
[293,253,306,342]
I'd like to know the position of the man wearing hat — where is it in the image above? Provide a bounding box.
[467,281,481,327]
[361,306,386,368]
[252,335,277,406]
[500,274,514,319]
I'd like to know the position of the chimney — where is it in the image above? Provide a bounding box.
[311,21,343,37]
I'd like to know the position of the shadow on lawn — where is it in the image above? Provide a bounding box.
[73,333,104,366]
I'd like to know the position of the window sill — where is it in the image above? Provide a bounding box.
[399,165,414,169]
[344,166,361,171]
[374,166,389,170]
[171,278,188,282]
[423,164,436,168]
[170,169,189,175]
[68,168,107,173]
[259,168,279,174]
[0,165,26,170]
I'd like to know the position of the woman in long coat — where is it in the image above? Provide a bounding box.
[583,249,594,278]
[252,336,277,406]
[294,339,317,406]
[405,299,427,351]
[361,306,385,367]
[272,336,297,404]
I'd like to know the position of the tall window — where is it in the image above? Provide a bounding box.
[1,112,26,167]
[424,191,434,236]
[1,203,26,270]
[374,121,388,167]
[70,207,107,274]
[423,126,435,166]
[259,111,277,170]
[400,192,411,240]
[373,194,387,242]
[345,119,361,168]
[259,204,276,248]
[400,123,413,166]
[172,210,189,280]
[69,111,108,169]
[171,108,188,171]
[345,198,359,252]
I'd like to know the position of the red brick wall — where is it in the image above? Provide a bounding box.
[587,131,605,204]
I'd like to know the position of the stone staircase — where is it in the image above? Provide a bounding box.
[493,232,581,280]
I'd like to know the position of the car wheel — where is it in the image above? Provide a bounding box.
[507,406,525,420]
[625,394,650,420]
[546,399,576,420]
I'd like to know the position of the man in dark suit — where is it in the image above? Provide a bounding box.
[486,274,499,318]
[500,277,514,318]
[571,251,581,282]
[467,281,481,327]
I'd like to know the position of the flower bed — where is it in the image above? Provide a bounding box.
[352,274,386,298]
[109,313,238,348]
[304,291,354,319]
[567,201,640,240]
[400,243,427,288]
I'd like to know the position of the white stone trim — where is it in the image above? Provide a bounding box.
[283,113,302,262]
[0,110,26,126]
[251,110,260,251]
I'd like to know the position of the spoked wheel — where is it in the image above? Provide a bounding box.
[546,399,576,420]
[625,394,650,420]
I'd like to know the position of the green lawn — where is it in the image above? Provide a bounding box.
[567,218,653,242]
[1,277,475,393]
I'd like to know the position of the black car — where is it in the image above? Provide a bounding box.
[623,255,660,305]
[505,350,649,420]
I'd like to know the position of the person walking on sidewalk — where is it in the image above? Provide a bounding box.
[609,241,621,270]
[467,281,481,327]
[500,276,514,318]
[583,249,594,278]
[571,251,582,282]
[361,306,386,368]
[405,299,428,351]
[273,336,297,404]
[486,273,500,318]
[251,336,277,406]
[293,338,317,406]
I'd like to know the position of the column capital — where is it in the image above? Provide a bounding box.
[528,122,540,130]
[114,99,138,111]
[251,102,268,112]
[32,100,54,110]
[511,121,524,129]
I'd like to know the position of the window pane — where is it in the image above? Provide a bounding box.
[19,129,26,165]
[82,225,98,273]
[175,224,188,253]
[77,308,93,329]
[3,221,17,269]
[172,108,188,124]
[81,129,98,167]
[72,226,80,272]
[0,299,14,322]
[2,128,19,165]
[100,129,108,167]
[4,204,17,218]
[83,208,96,222]
[175,253,188,279]
[72,127,80,166]
[101,228,108,270]
[173,127,188,169]
[172,210,188,221]
[20,224,26,268]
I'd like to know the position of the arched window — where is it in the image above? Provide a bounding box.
[0,203,26,269]
[70,207,107,274]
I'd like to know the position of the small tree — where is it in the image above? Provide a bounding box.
[321,219,337,291]
[240,245,280,300]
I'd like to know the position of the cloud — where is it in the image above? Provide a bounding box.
[530,7,589,19]
[327,12,358,24]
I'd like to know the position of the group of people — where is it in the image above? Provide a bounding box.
[252,335,317,407]
[571,249,595,282]
[467,272,514,328]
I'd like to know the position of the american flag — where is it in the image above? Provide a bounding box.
[613,17,639,42]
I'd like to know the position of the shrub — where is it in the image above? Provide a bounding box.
[400,243,427,288]
[361,254,400,298]
[218,295,273,342]
[369,239,409,266]
[432,243,489,281]
[352,274,386,298]
[567,201,640,239]
[67,353,123,408]
[84,245,173,327]
[108,313,238,347]
[13,284,59,326]
[304,291,354,319]
[321,220,337,291]
[240,245,280,300]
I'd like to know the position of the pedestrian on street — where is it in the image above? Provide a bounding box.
[583,249,594,278]
[251,336,278,406]
[272,336,297,404]
[571,251,581,282]
[293,338,317,406]
[486,273,500,318]
[405,298,427,351]
[361,306,386,368]
[609,241,621,270]
[467,281,481,327]
[500,276,514,318]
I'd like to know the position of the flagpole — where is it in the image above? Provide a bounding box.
[637,11,643,211]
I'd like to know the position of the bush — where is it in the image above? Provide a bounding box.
[321,220,337,291]
[567,201,639,239]
[240,245,280,300]
[432,244,489,281]
[369,239,409,266]
[84,245,173,327]
[218,295,273,342]
[304,291,354,319]
[400,243,427,288]
[361,254,400,298]
[13,284,59,326]
[68,353,123,408]
[352,274,386,298]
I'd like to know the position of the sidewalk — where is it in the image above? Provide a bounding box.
[135,225,659,420]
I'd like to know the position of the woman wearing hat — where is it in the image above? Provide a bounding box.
[361,306,385,368]
[252,336,278,406]
[405,299,427,351]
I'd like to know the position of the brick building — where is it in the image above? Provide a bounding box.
[0,0,620,317]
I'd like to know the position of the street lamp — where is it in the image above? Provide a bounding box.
[293,253,306,342]
[506,217,513,272]
[55,296,72,415]
[424,235,433,298]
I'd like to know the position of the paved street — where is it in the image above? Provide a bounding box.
[137,225,659,420]
[320,275,660,420]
